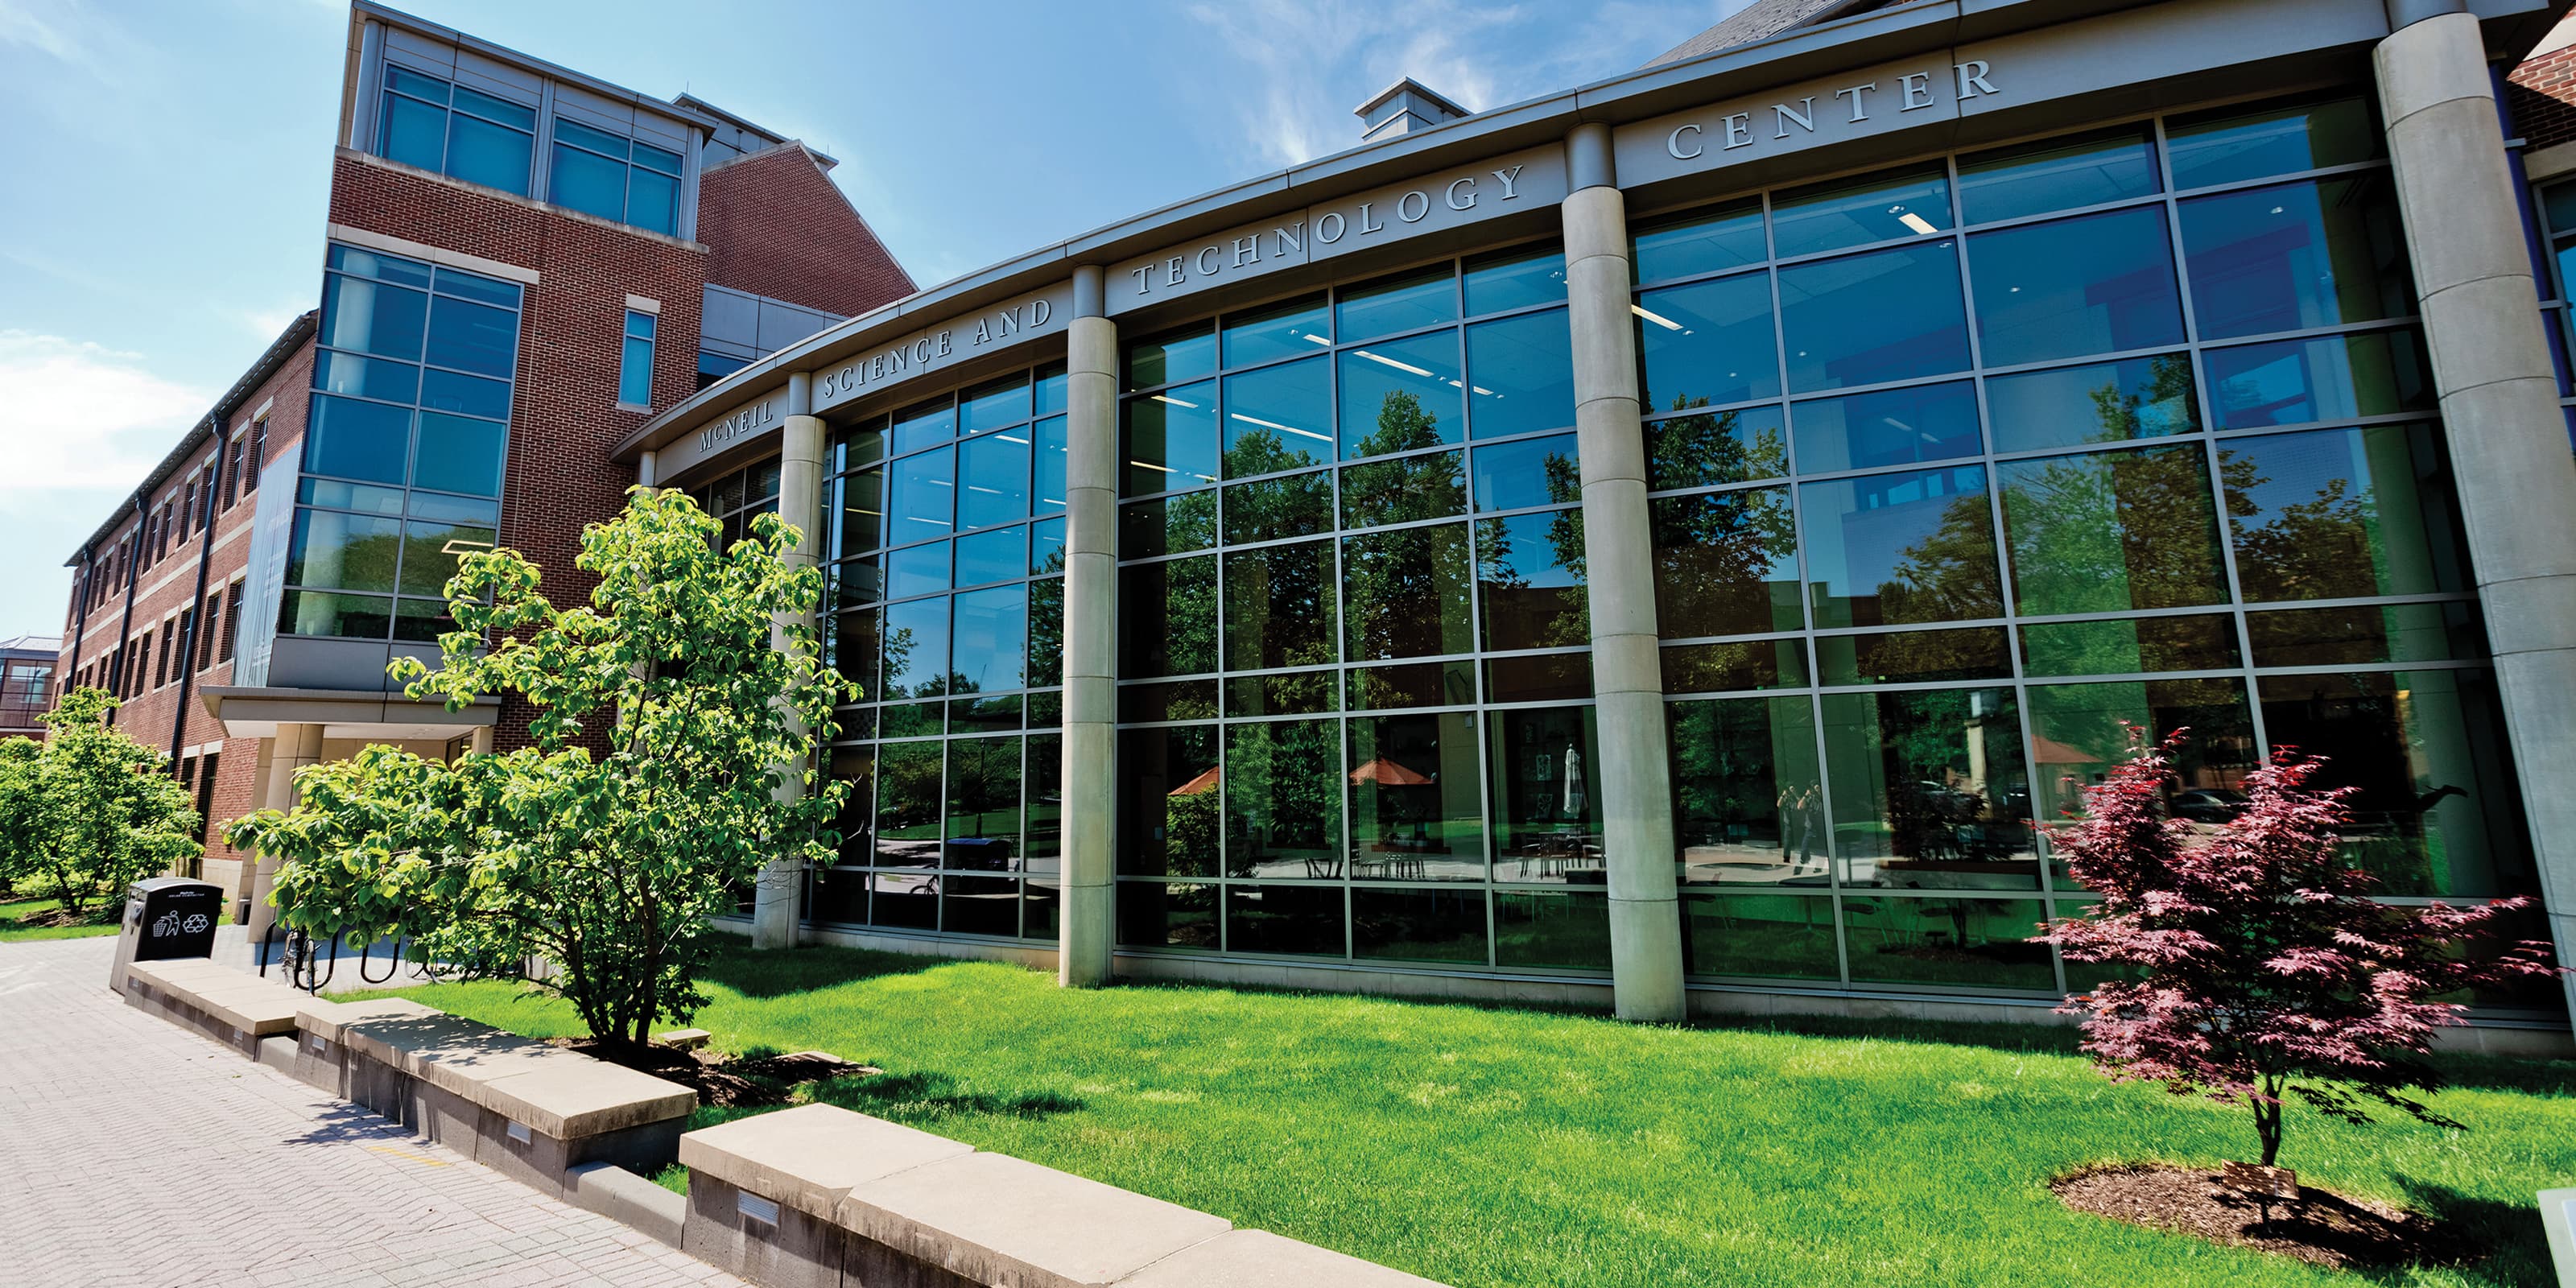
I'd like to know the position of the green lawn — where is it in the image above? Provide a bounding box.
[0,895,121,941]
[374,943,2574,1288]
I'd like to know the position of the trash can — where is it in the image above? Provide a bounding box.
[108,877,223,995]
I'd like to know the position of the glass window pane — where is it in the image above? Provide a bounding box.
[1636,273,1780,414]
[633,141,682,175]
[2256,669,2533,898]
[551,118,628,156]
[836,467,886,557]
[1463,246,1567,314]
[1119,727,1220,877]
[2165,95,2379,190]
[2019,612,2241,677]
[1223,357,1332,477]
[2178,176,2412,341]
[328,243,432,287]
[1967,206,2184,367]
[1841,897,2054,989]
[304,394,414,485]
[1353,888,1488,964]
[1120,493,1219,559]
[2221,424,2469,601]
[424,296,518,378]
[958,587,1025,700]
[1484,653,1590,704]
[1645,405,1789,490]
[1470,433,1579,512]
[1340,451,1464,528]
[2202,328,2434,428]
[280,589,393,639]
[286,510,402,592]
[1341,523,1473,661]
[1120,556,1217,677]
[1220,472,1331,546]
[836,418,888,473]
[1476,511,1587,651]
[1800,466,2000,628]
[433,266,519,308]
[1118,679,1217,723]
[1340,332,1463,458]
[1030,517,1067,575]
[961,374,1032,433]
[1118,881,1217,949]
[883,541,948,600]
[1032,415,1068,513]
[881,597,952,699]
[1669,695,1825,884]
[942,875,1022,937]
[398,519,493,597]
[392,598,455,643]
[1660,638,1808,694]
[1633,200,1765,283]
[1224,720,1344,881]
[957,431,1030,530]
[1649,487,1802,638]
[1123,382,1219,494]
[890,398,957,456]
[1494,890,1610,972]
[1956,126,2158,224]
[616,332,653,407]
[1465,309,1575,438]
[1348,712,1483,880]
[379,92,446,171]
[942,736,1022,874]
[315,350,420,404]
[1336,265,1455,341]
[2245,601,2484,667]
[320,275,427,361]
[875,741,944,869]
[1985,353,2199,453]
[451,86,531,130]
[2000,444,2227,616]
[1790,379,1980,474]
[1126,326,1216,390]
[1489,706,1603,882]
[1225,885,1344,956]
[886,445,955,538]
[832,605,880,697]
[548,142,627,222]
[1823,687,2037,889]
[625,167,679,236]
[2027,677,2255,847]
[1024,732,1063,877]
[1222,294,1330,368]
[1224,671,1337,717]
[1777,242,1971,393]
[299,477,406,516]
[444,111,531,195]
[1816,625,2011,686]
[423,367,512,421]
[1027,577,1063,687]
[1682,892,1839,980]
[1772,165,1953,258]
[1349,660,1476,710]
[1034,363,1069,416]
[1223,539,1336,669]
[953,526,1022,587]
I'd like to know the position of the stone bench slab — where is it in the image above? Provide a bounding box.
[1116,1229,1449,1287]
[836,1151,1232,1288]
[681,1102,972,1220]
[473,1059,696,1139]
[293,995,440,1046]
[126,962,302,1036]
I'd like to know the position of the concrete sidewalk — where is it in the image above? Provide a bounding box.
[0,936,743,1288]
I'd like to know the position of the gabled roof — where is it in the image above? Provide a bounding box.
[1646,0,1928,68]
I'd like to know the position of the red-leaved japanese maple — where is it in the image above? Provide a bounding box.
[2041,731,2559,1169]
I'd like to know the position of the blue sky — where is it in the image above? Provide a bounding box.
[0,0,1745,642]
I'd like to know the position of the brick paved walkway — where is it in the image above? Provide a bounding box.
[0,936,745,1288]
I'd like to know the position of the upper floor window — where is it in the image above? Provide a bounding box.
[618,310,656,407]
[549,119,681,237]
[378,66,535,196]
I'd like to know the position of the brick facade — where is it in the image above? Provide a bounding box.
[699,145,914,318]
[2512,42,2576,151]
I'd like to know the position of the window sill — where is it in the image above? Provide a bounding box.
[616,402,654,414]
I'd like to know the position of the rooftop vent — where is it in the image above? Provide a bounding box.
[1354,78,1470,143]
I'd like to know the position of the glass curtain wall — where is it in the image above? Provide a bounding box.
[791,365,1071,943]
[1638,93,2543,1003]
[1114,243,1608,972]
[283,244,518,642]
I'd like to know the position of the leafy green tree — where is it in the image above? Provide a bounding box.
[13,688,202,914]
[227,489,850,1051]
[0,738,43,899]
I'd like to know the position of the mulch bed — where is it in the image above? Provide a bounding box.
[2052,1163,2476,1270]
[12,906,114,930]
[568,1038,877,1108]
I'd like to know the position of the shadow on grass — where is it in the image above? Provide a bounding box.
[2367,1179,2547,1288]
[808,1070,1084,1125]
[697,943,958,999]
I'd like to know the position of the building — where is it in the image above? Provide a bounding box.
[55,1,911,921]
[619,0,2576,1040]
[0,635,60,741]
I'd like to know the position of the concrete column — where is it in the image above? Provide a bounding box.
[2377,4,2576,1021]
[1059,265,1118,988]
[1562,122,1685,1022]
[245,721,323,943]
[753,373,826,951]
[637,448,658,489]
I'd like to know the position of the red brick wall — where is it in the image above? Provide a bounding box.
[2512,43,2576,151]
[328,151,712,750]
[699,144,914,317]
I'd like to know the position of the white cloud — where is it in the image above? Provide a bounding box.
[0,331,213,492]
